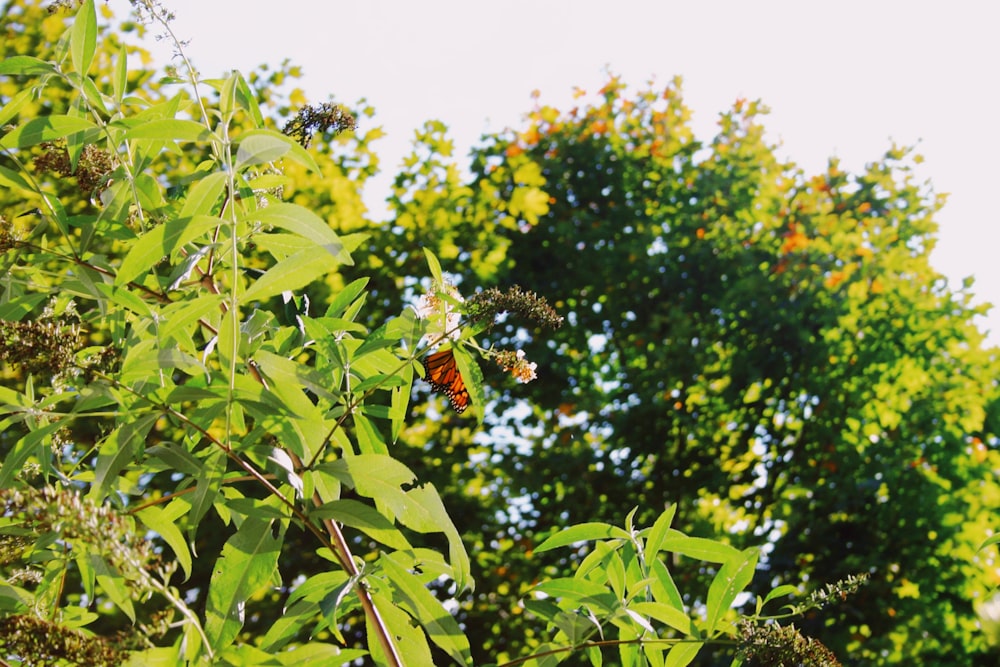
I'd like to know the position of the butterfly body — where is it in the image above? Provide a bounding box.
[422,349,471,413]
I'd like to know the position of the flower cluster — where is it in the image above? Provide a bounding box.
[33,141,114,196]
[282,102,357,148]
[737,620,841,666]
[492,348,537,383]
[0,614,124,667]
[414,281,464,347]
[465,285,563,331]
[0,485,172,598]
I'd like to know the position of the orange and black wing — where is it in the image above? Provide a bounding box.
[422,349,471,413]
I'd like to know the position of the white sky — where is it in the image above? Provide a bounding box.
[133,0,999,344]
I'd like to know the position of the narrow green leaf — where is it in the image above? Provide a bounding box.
[423,248,444,284]
[242,244,342,302]
[235,128,320,174]
[113,43,127,105]
[650,558,685,613]
[91,554,136,622]
[661,533,741,564]
[124,119,215,142]
[204,517,284,651]
[311,499,411,551]
[367,591,434,667]
[533,577,618,612]
[705,548,759,635]
[760,584,798,610]
[276,643,367,666]
[92,413,158,496]
[325,278,369,319]
[116,214,222,286]
[643,504,678,562]
[382,553,472,666]
[137,502,193,580]
[0,115,98,149]
[535,522,632,553]
[0,87,35,127]
[663,641,702,667]
[0,55,57,76]
[627,601,693,636]
[70,0,97,76]
[246,203,350,263]
[0,421,64,488]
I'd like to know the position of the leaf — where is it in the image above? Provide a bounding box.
[90,554,136,622]
[663,641,703,667]
[643,504,678,562]
[0,55,57,77]
[705,548,759,635]
[204,517,284,652]
[627,601,693,636]
[535,522,632,553]
[124,119,215,142]
[179,170,229,217]
[367,591,434,667]
[533,577,618,613]
[137,502,193,580]
[660,533,741,564]
[246,203,350,264]
[310,499,411,551]
[382,553,472,666]
[242,244,343,302]
[92,413,158,497]
[0,115,98,149]
[235,128,321,174]
[116,215,222,286]
[70,0,97,76]
[0,421,65,489]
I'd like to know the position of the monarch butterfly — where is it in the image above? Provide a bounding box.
[422,348,471,413]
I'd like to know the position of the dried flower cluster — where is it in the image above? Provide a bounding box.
[466,285,563,331]
[792,573,869,614]
[0,485,171,598]
[0,317,82,379]
[738,620,842,666]
[283,102,357,148]
[0,614,123,667]
[492,348,537,383]
[33,141,114,196]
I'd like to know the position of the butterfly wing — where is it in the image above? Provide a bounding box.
[422,349,471,413]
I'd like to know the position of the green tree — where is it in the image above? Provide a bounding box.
[438,77,1000,664]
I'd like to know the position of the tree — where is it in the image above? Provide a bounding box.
[440,77,1000,663]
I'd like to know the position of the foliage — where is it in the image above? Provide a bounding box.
[1,1,998,666]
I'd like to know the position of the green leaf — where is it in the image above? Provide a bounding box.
[113,43,127,105]
[246,203,350,264]
[535,522,632,553]
[533,577,618,613]
[0,421,65,489]
[90,554,136,622]
[124,119,215,142]
[0,55,57,76]
[382,553,473,666]
[760,584,798,610]
[643,504,678,562]
[179,170,229,217]
[367,591,434,666]
[137,502,193,580]
[705,548,759,635]
[70,0,97,76]
[663,641,702,667]
[204,516,284,652]
[236,128,321,174]
[92,413,158,497]
[116,215,222,286]
[310,499,411,551]
[0,115,98,149]
[242,244,343,302]
[660,533,741,564]
[627,601,693,635]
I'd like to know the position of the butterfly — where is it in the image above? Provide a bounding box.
[422,348,471,413]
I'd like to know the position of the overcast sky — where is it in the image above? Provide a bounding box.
[135,0,998,343]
